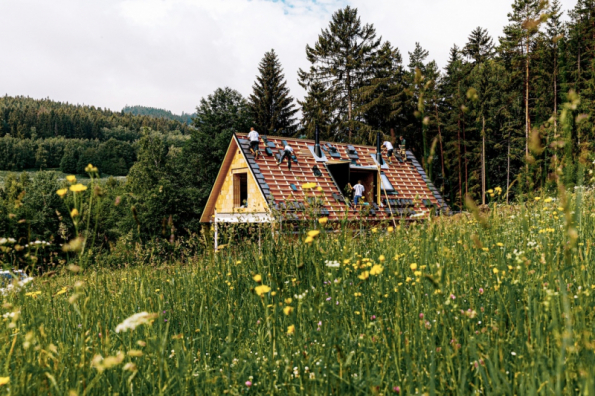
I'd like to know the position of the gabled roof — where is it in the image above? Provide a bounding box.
[227,133,448,222]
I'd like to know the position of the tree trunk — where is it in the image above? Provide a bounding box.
[463,121,468,196]
[457,117,463,209]
[346,70,353,142]
[507,137,511,204]
[482,115,486,206]
[435,103,446,184]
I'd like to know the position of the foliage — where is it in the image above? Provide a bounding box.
[1,189,595,393]
[122,105,195,124]
[249,50,298,136]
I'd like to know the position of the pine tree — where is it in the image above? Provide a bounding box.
[299,82,336,140]
[353,41,406,144]
[298,6,381,142]
[463,27,495,65]
[249,50,298,136]
[499,0,550,167]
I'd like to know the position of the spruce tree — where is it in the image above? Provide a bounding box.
[298,6,381,142]
[462,27,494,65]
[353,41,406,144]
[249,50,298,136]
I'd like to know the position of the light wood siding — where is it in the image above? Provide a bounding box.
[214,148,267,214]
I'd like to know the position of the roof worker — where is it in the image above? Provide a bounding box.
[277,142,294,170]
[382,140,394,163]
[399,135,406,158]
[248,127,260,159]
[351,180,365,209]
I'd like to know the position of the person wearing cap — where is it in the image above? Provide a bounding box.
[248,127,260,159]
[382,140,394,163]
[277,143,294,170]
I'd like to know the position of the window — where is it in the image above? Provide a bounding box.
[234,173,248,208]
[380,172,395,192]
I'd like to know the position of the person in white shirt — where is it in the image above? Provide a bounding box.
[352,180,365,207]
[382,141,394,163]
[248,127,260,159]
[277,144,294,170]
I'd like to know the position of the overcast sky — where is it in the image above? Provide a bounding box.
[0,0,577,115]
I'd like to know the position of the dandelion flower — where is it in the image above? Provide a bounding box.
[358,271,370,280]
[534,197,541,201]
[70,184,87,192]
[254,285,271,297]
[378,255,385,262]
[66,175,77,183]
[283,306,294,315]
[487,189,494,194]
[71,208,79,218]
[372,228,378,233]
[115,312,158,333]
[493,268,499,274]
[318,217,328,225]
[253,274,262,283]
[56,188,68,197]
[302,182,317,190]
[304,236,314,244]
[410,263,418,270]
[496,243,504,247]
[55,287,68,296]
[287,324,295,335]
[307,230,320,237]
[317,186,323,192]
[482,247,489,252]
[285,298,292,304]
[388,226,394,233]
[0,377,9,386]
[370,265,384,275]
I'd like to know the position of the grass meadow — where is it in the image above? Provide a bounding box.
[1,187,595,395]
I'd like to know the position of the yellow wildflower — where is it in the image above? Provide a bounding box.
[302,182,317,190]
[307,230,320,237]
[387,226,394,233]
[155,289,160,292]
[69,184,87,192]
[410,263,418,270]
[71,208,79,218]
[544,197,553,203]
[372,228,378,233]
[56,188,68,197]
[253,274,262,283]
[25,291,41,298]
[283,306,293,315]
[66,175,77,183]
[493,268,499,274]
[285,298,292,304]
[0,377,9,386]
[318,217,328,225]
[317,186,323,192]
[482,247,489,252]
[287,325,295,335]
[254,285,271,297]
[370,265,383,275]
[55,288,68,296]
[487,189,494,194]
[358,271,370,280]
[304,236,314,244]
[496,242,504,247]
[414,271,422,277]
[378,255,385,262]
[534,197,541,201]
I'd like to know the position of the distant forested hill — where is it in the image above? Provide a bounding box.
[0,96,191,140]
[122,105,194,124]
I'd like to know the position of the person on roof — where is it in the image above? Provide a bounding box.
[248,127,260,159]
[351,180,365,208]
[382,140,394,163]
[399,135,407,158]
[277,143,294,170]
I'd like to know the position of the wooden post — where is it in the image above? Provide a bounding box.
[214,211,218,251]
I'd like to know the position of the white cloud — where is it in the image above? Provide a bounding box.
[0,0,578,115]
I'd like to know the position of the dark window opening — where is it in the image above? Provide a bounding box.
[234,173,248,208]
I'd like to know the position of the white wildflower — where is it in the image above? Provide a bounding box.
[115,312,158,333]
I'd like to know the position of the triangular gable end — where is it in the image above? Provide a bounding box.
[199,135,270,223]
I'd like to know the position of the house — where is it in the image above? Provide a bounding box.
[200,131,448,229]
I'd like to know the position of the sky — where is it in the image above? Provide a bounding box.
[0,0,578,115]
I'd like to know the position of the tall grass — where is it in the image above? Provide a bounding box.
[1,186,595,394]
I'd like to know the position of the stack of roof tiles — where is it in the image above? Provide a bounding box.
[235,133,448,221]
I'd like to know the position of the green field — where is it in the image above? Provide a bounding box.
[0,169,126,187]
[1,189,595,394]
